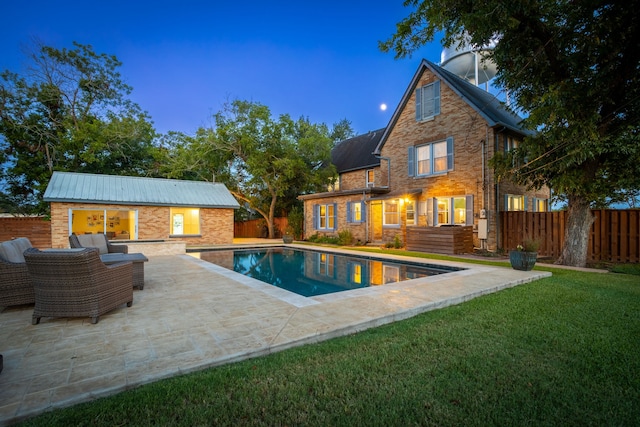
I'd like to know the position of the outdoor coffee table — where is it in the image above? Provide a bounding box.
[100,253,149,290]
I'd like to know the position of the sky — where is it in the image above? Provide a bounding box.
[1,1,446,137]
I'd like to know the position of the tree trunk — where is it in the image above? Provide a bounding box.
[556,195,594,267]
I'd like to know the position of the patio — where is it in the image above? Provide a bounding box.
[0,242,550,425]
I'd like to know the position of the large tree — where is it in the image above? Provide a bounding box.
[164,100,339,238]
[381,0,640,267]
[0,41,158,214]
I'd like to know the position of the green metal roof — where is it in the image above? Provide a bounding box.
[44,172,240,209]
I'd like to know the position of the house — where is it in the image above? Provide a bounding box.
[299,59,550,252]
[44,172,240,249]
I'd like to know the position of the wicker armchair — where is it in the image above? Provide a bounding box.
[69,233,128,254]
[0,238,35,307]
[24,248,133,324]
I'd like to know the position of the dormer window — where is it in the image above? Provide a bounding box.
[415,80,441,121]
[366,169,374,187]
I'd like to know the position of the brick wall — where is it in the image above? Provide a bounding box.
[0,217,52,248]
[50,202,234,248]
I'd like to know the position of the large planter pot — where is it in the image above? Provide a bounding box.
[282,234,294,244]
[509,250,537,271]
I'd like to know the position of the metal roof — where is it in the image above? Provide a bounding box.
[44,172,240,208]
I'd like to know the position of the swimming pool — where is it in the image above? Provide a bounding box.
[197,247,463,297]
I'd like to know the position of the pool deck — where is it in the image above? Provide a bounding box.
[0,241,553,425]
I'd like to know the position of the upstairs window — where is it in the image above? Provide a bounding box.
[415,80,441,121]
[366,169,375,187]
[408,137,454,177]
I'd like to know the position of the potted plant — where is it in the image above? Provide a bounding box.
[282,226,294,244]
[509,237,540,271]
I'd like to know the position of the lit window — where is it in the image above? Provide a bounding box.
[316,204,336,230]
[383,200,400,226]
[350,263,362,284]
[437,198,450,224]
[427,196,473,226]
[506,195,525,211]
[411,138,453,177]
[406,200,415,226]
[366,170,375,187]
[170,208,200,235]
[348,201,364,223]
[534,198,547,212]
[453,197,466,224]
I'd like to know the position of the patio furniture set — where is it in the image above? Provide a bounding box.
[0,235,148,325]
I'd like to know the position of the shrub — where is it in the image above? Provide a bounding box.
[337,229,354,246]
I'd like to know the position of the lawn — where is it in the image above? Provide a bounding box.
[17,258,640,426]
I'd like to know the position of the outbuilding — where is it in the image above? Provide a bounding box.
[44,172,239,250]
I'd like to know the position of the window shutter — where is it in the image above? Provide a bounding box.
[415,87,422,121]
[504,195,509,211]
[426,198,434,226]
[332,203,337,230]
[346,202,352,223]
[465,195,474,225]
[523,196,528,212]
[446,136,454,170]
[433,80,441,116]
[313,204,319,229]
[361,202,367,223]
[408,146,415,177]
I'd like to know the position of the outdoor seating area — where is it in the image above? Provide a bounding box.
[24,247,134,324]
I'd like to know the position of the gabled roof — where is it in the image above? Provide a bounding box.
[374,59,530,154]
[332,128,384,173]
[44,172,240,208]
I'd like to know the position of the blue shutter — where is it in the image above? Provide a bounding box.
[415,87,422,121]
[446,137,454,170]
[313,204,319,229]
[361,202,366,223]
[504,195,509,211]
[408,146,415,177]
[346,202,352,223]
[433,80,441,116]
[465,195,474,225]
[332,203,337,230]
[523,196,528,212]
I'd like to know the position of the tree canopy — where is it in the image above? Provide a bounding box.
[381,0,640,266]
[0,41,159,214]
[163,99,343,238]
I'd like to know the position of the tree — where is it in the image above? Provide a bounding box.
[0,40,158,214]
[380,0,640,267]
[164,100,338,238]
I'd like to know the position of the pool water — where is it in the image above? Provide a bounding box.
[197,247,462,297]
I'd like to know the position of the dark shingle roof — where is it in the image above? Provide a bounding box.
[331,128,384,173]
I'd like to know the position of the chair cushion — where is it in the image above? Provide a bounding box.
[0,237,33,263]
[76,234,109,254]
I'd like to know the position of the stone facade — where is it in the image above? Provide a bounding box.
[50,202,234,249]
[301,61,550,252]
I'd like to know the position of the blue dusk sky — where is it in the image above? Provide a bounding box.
[1,1,448,137]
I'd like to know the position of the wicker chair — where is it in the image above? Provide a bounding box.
[69,233,128,254]
[0,238,36,307]
[24,248,133,324]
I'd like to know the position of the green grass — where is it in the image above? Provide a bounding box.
[18,255,640,426]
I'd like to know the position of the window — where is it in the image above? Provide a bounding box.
[349,262,363,284]
[406,200,416,226]
[69,208,137,239]
[506,195,525,211]
[425,196,474,226]
[415,80,441,121]
[383,265,400,284]
[504,136,519,152]
[366,169,375,187]
[534,198,548,212]
[317,253,336,277]
[315,203,336,230]
[347,201,366,223]
[408,137,454,177]
[170,208,200,235]
[383,200,400,226]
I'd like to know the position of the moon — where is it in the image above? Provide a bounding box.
[380,103,387,111]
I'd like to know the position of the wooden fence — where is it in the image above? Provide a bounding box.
[233,217,288,238]
[500,209,640,263]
